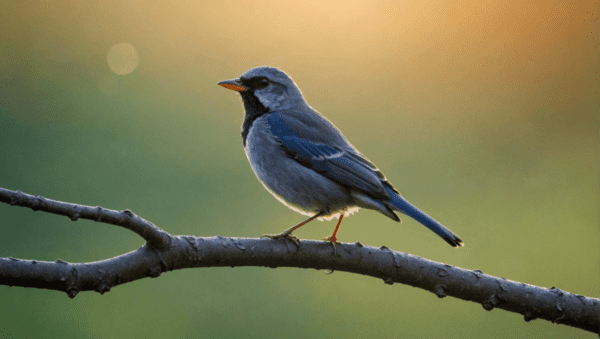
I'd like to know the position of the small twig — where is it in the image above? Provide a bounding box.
[0,187,171,250]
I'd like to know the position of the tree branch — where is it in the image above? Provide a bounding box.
[1,187,598,334]
[0,187,170,250]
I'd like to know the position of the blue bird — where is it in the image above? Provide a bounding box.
[218,66,464,248]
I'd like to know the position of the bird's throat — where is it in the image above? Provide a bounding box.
[241,91,270,147]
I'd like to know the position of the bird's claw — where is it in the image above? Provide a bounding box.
[322,235,338,251]
[262,233,300,247]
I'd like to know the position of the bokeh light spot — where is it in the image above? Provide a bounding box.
[107,42,139,75]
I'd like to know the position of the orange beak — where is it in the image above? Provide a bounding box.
[217,79,248,92]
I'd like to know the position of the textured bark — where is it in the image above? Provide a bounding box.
[1,187,598,334]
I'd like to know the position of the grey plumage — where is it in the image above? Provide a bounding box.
[218,66,464,248]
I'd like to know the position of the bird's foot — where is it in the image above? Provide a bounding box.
[262,232,300,247]
[322,235,338,251]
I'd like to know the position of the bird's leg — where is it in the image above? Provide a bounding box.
[322,213,344,251]
[262,212,325,246]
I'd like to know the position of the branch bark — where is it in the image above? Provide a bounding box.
[1,187,598,334]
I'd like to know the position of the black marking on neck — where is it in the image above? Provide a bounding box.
[240,90,270,147]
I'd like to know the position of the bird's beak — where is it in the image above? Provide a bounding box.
[217,78,248,92]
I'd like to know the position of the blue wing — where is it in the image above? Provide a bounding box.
[266,112,391,199]
[265,112,464,247]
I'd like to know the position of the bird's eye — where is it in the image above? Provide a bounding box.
[259,78,269,88]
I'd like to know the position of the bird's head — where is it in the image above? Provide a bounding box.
[218,66,307,114]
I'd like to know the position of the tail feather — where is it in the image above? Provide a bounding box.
[385,186,464,248]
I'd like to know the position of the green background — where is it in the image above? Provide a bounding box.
[0,1,597,338]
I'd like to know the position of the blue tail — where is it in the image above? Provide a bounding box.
[385,186,464,248]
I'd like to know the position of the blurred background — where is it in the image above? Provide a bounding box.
[0,1,597,338]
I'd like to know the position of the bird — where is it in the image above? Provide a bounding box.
[218,66,464,249]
